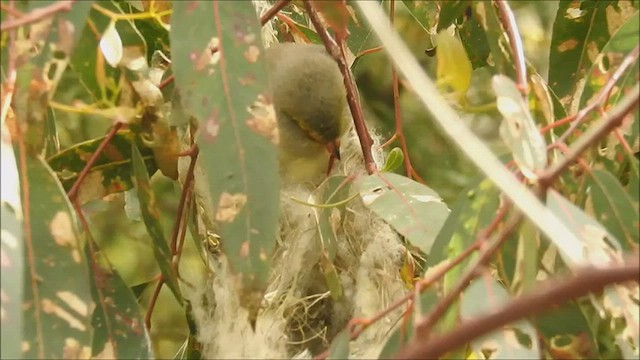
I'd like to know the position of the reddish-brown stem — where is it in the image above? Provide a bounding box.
[260,0,290,26]
[540,85,639,189]
[415,212,523,338]
[145,277,164,331]
[170,147,199,255]
[356,45,384,58]
[1,0,75,31]
[67,122,124,202]
[494,0,528,95]
[158,74,174,90]
[556,45,640,144]
[397,258,640,359]
[312,202,511,360]
[540,114,576,133]
[303,0,377,175]
[388,0,423,182]
[0,2,23,17]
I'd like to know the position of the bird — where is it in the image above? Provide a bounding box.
[266,43,350,185]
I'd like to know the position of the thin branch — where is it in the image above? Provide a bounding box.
[67,123,125,202]
[556,45,640,144]
[303,0,377,175]
[539,84,640,188]
[494,0,528,95]
[260,0,290,26]
[145,277,164,331]
[415,212,523,338]
[396,258,640,359]
[170,147,199,255]
[313,202,512,360]
[388,0,423,182]
[0,0,75,31]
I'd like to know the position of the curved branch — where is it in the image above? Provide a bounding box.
[396,258,640,359]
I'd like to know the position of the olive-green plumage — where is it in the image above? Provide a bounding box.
[266,43,349,184]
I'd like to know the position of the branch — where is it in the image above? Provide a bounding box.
[396,258,640,359]
[67,123,124,202]
[303,0,378,175]
[494,0,527,95]
[415,211,523,338]
[260,0,290,26]
[539,84,640,188]
[0,0,75,31]
[556,45,640,144]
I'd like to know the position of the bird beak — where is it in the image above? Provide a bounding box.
[325,140,341,161]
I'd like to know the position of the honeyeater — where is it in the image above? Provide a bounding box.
[266,43,350,184]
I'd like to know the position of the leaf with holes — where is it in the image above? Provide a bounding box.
[46,130,159,204]
[549,1,636,107]
[461,276,541,359]
[171,1,280,314]
[546,189,622,267]
[494,75,548,180]
[356,172,449,254]
[20,156,92,359]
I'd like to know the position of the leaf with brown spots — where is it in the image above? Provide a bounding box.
[171,1,279,310]
[20,156,92,359]
[549,1,635,108]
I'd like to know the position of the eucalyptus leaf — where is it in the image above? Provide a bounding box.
[356,172,449,254]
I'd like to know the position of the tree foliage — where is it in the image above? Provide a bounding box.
[1,1,638,359]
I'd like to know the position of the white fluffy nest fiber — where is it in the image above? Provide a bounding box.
[181,127,411,359]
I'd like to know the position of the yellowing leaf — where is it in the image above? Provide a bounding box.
[436,30,472,99]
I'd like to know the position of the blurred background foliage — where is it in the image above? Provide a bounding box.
[3,0,638,358]
[43,2,563,357]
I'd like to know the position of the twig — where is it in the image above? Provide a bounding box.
[388,0,424,182]
[170,147,199,255]
[67,123,125,202]
[313,202,512,360]
[556,45,640,144]
[260,0,290,26]
[415,212,524,338]
[396,258,640,359]
[494,0,528,95]
[539,84,640,189]
[145,277,164,330]
[303,0,378,175]
[0,0,75,31]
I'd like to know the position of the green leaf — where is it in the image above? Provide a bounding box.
[475,0,514,75]
[461,276,541,358]
[419,180,500,327]
[29,0,93,67]
[510,220,539,294]
[20,156,92,359]
[355,172,449,254]
[131,142,182,301]
[46,130,159,204]
[437,0,468,31]
[493,74,548,179]
[587,169,639,249]
[401,0,439,34]
[86,242,153,359]
[548,1,634,106]
[381,147,404,173]
[457,3,491,69]
[171,0,280,302]
[0,203,22,360]
[328,330,350,359]
[534,302,597,358]
[1,119,22,360]
[546,189,622,267]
